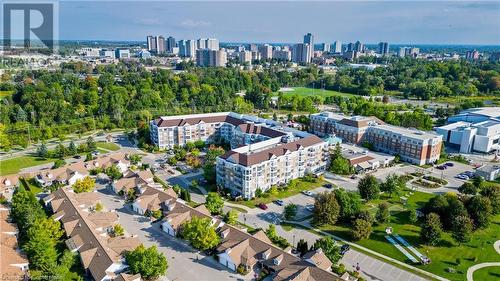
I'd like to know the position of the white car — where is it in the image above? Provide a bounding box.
[302,190,314,196]
[305,205,315,212]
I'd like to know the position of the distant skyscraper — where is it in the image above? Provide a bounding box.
[197,38,207,49]
[196,49,227,67]
[303,33,314,48]
[273,49,292,61]
[249,44,258,52]
[398,47,419,58]
[347,43,354,52]
[186,40,196,58]
[205,38,219,50]
[465,50,480,60]
[378,42,389,55]
[115,48,130,59]
[156,36,166,54]
[166,36,176,53]
[353,41,364,52]
[333,41,342,53]
[258,44,273,60]
[239,50,252,64]
[292,43,312,64]
[147,35,157,52]
[321,43,330,52]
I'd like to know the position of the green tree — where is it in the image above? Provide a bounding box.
[113,224,125,236]
[205,192,224,215]
[312,237,341,263]
[181,217,220,251]
[380,174,404,195]
[125,245,168,280]
[313,191,340,226]
[72,176,95,193]
[52,159,66,169]
[95,202,103,212]
[375,202,390,223]
[223,210,238,225]
[203,163,216,184]
[357,175,380,200]
[420,213,442,246]
[466,195,493,229]
[129,154,143,165]
[458,182,478,195]
[54,142,67,158]
[37,143,48,159]
[86,136,97,151]
[334,189,362,221]
[296,239,309,257]
[68,141,77,156]
[480,185,500,214]
[283,204,298,220]
[409,209,418,223]
[351,218,372,240]
[451,215,473,244]
[105,164,122,180]
[472,176,484,189]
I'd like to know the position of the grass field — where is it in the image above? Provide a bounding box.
[0,155,54,176]
[96,142,120,151]
[231,178,325,208]
[473,265,500,281]
[274,87,356,98]
[318,190,500,281]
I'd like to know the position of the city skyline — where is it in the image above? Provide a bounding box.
[53,1,500,45]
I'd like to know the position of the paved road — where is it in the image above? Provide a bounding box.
[466,240,500,281]
[96,186,247,281]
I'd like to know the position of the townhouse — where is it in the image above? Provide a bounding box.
[150,112,330,199]
[0,175,19,200]
[112,169,155,195]
[310,112,442,165]
[158,198,344,281]
[131,187,178,215]
[44,188,141,281]
[0,205,29,280]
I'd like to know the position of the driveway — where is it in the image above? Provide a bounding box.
[96,186,246,281]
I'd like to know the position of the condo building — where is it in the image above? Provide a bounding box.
[150,112,329,198]
[310,112,442,165]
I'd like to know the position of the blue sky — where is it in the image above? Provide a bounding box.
[57,1,500,44]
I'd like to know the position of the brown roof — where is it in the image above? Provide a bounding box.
[302,249,333,271]
[237,123,286,138]
[134,187,178,212]
[220,135,324,166]
[115,273,142,281]
[0,206,28,279]
[87,212,119,228]
[348,155,375,166]
[0,175,19,188]
[154,114,243,127]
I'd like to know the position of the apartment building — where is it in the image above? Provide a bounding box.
[217,135,328,198]
[151,112,329,198]
[310,112,442,165]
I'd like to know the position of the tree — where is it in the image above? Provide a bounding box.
[129,154,142,165]
[205,192,224,215]
[480,185,500,214]
[458,182,478,195]
[313,192,340,226]
[95,202,103,212]
[223,210,238,225]
[113,224,125,236]
[203,163,216,184]
[380,174,404,195]
[86,136,97,151]
[334,189,362,221]
[72,176,95,193]
[52,159,66,169]
[351,218,372,240]
[181,217,220,251]
[329,143,354,175]
[357,175,380,200]
[255,188,263,198]
[375,202,390,223]
[283,204,298,220]
[105,164,122,180]
[420,213,442,246]
[312,237,341,263]
[472,176,484,189]
[466,195,493,229]
[451,215,473,244]
[125,245,168,280]
[180,189,191,202]
[296,239,309,257]
[37,143,48,159]
[409,209,418,223]
[68,141,77,156]
[54,142,67,158]
[85,152,93,162]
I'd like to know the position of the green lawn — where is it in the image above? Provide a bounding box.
[274,87,356,98]
[231,178,325,208]
[0,155,54,176]
[96,142,120,151]
[318,191,500,281]
[19,178,43,195]
[0,90,14,99]
[473,265,500,281]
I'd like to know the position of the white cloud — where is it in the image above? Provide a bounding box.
[179,19,211,28]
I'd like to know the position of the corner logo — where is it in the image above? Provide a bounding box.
[2,1,58,53]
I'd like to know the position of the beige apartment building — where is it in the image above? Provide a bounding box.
[310,112,442,165]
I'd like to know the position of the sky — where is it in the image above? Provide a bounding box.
[34,1,500,44]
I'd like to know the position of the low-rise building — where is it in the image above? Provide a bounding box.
[132,187,178,215]
[310,112,442,165]
[112,169,155,195]
[476,165,500,181]
[44,188,141,281]
[0,205,29,280]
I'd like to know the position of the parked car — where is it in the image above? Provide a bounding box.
[324,183,333,189]
[445,162,454,167]
[274,200,284,206]
[302,190,314,196]
[340,244,350,255]
[305,205,315,212]
[258,203,268,210]
[91,150,100,156]
[464,171,475,177]
[457,174,469,180]
[74,155,82,159]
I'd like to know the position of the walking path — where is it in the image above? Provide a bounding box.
[466,240,500,281]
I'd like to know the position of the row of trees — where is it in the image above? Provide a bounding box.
[11,186,82,280]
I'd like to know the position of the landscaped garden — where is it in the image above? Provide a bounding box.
[0,155,54,176]
[96,141,120,151]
